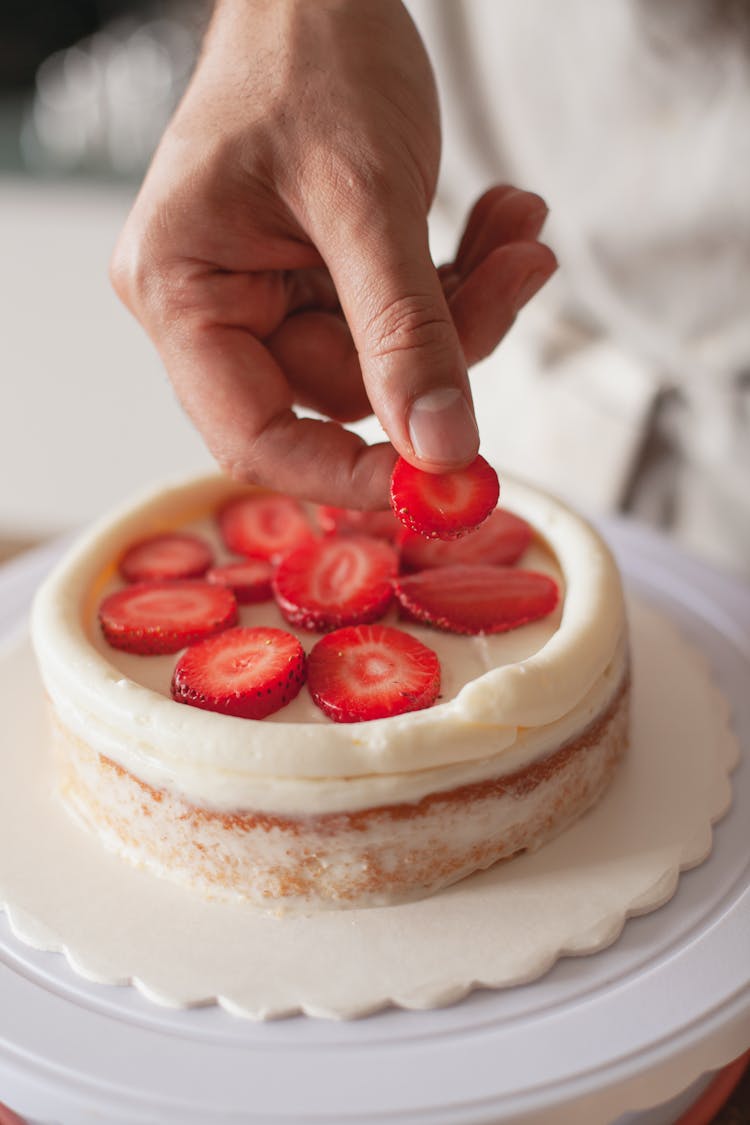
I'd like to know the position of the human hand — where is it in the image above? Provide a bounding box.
[111,0,556,508]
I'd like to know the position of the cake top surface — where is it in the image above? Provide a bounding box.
[90,516,564,725]
[32,473,626,782]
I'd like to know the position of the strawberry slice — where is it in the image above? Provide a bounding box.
[99,580,238,654]
[399,509,532,571]
[171,626,306,719]
[307,624,440,723]
[316,505,401,542]
[273,536,397,631]
[390,454,500,540]
[394,565,559,634]
[218,493,314,563]
[119,532,213,583]
[206,560,274,604]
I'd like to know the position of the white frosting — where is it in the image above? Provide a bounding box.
[31,474,627,815]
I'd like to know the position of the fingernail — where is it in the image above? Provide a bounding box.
[408,386,479,465]
[514,269,551,311]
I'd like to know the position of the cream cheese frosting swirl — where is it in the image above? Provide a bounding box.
[32,473,627,814]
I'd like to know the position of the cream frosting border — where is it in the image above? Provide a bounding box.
[31,473,626,809]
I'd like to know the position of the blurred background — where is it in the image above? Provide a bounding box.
[1,0,204,179]
[0,0,214,557]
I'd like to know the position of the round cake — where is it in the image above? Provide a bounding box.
[31,473,629,910]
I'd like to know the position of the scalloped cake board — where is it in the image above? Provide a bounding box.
[0,598,738,1021]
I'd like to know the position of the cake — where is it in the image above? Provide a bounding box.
[31,473,629,909]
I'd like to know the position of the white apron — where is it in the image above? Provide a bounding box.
[406,0,750,574]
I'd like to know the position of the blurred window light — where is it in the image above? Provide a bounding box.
[20,5,205,179]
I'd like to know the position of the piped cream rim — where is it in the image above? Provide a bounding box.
[31,472,625,780]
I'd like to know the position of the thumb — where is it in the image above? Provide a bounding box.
[310,188,479,472]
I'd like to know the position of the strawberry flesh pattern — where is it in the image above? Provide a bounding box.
[206,560,274,604]
[219,493,314,563]
[398,508,532,572]
[390,455,500,540]
[395,565,559,635]
[99,580,238,654]
[316,505,401,542]
[307,624,440,723]
[101,485,561,719]
[119,532,213,583]
[273,536,397,632]
[171,626,306,719]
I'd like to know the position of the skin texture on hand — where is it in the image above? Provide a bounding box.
[111,0,557,508]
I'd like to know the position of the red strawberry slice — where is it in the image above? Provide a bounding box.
[273,536,397,632]
[399,509,532,571]
[394,565,559,635]
[390,454,500,540]
[171,626,306,719]
[307,624,440,723]
[99,580,238,654]
[119,532,213,583]
[206,560,274,604]
[316,505,401,542]
[218,493,314,563]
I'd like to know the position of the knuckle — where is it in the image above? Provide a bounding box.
[108,230,145,311]
[213,408,295,485]
[218,459,247,484]
[109,209,191,324]
[108,223,160,315]
[366,294,456,361]
[108,241,130,303]
[214,452,262,487]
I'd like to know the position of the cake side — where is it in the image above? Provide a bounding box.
[52,671,630,909]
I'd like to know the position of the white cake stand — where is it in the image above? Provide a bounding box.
[0,522,748,1125]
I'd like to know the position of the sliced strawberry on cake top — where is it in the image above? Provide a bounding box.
[395,565,559,635]
[398,508,532,572]
[390,454,499,540]
[206,559,274,604]
[307,623,440,723]
[99,580,238,654]
[218,493,314,563]
[315,505,401,542]
[273,536,397,632]
[171,626,306,719]
[119,532,213,583]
